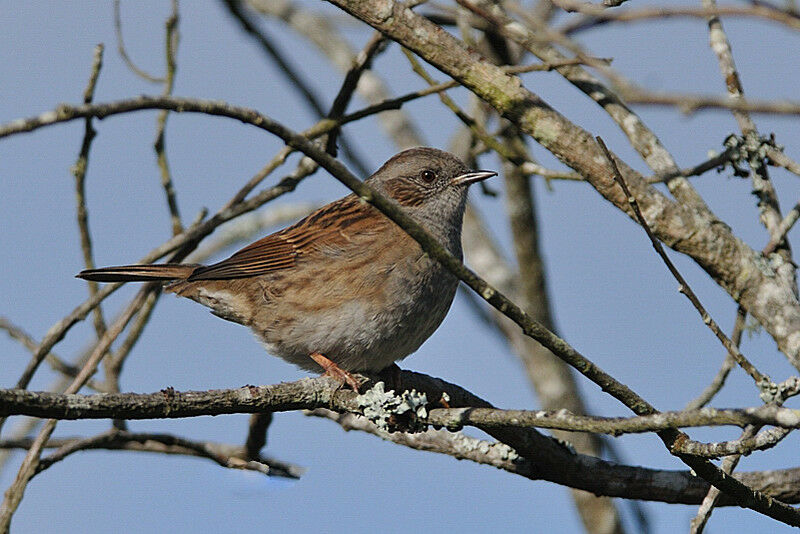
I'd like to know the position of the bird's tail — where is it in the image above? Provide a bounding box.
[76,264,198,283]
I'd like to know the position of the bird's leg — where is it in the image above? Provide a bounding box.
[310,352,362,392]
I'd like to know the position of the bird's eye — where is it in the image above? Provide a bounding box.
[420,170,437,183]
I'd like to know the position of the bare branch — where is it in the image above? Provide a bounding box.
[766,146,800,177]
[593,136,798,524]
[4,98,639,416]
[310,402,800,506]
[676,427,790,458]
[0,430,301,479]
[221,0,371,176]
[0,317,96,389]
[560,4,800,34]
[323,0,800,366]
[0,288,154,532]
[3,377,800,505]
[244,412,273,459]
[72,44,107,339]
[154,0,184,237]
[461,0,708,210]
[424,405,800,435]
[691,425,761,533]
[764,200,800,255]
[4,89,797,523]
[188,203,316,262]
[645,147,737,184]
[702,0,793,297]
[113,0,166,83]
[597,138,770,388]
[248,0,424,148]
[324,31,386,155]
[685,306,746,410]
[3,2,800,529]
[619,89,800,116]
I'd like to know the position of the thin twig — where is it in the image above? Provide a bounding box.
[402,49,518,162]
[244,412,273,459]
[676,427,790,457]
[766,146,800,178]
[520,161,583,181]
[73,44,107,339]
[5,282,118,415]
[401,49,555,194]
[692,5,792,506]
[645,148,737,184]
[559,3,800,33]
[424,405,800,436]
[2,95,798,523]
[188,203,315,262]
[0,430,302,479]
[691,425,760,533]
[597,137,770,388]
[764,200,800,255]
[154,0,184,237]
[223,0,326,116]
[0,317,102,391]
[685,306,746,410]
[0,345,100,474]
[113,0,165,83]
[0,288,154,532]
[221,0,371,177]
[619,88,800,116]
[460,0,709,211]
[34,429,302,479]
[248,0,425,148]
[324,31,386,156]
[335,58,609,126]
[107,288,162,416]
[222,145,296,209]
[702,0,790,269]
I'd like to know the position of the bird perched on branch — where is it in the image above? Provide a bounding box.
[78,147,495,390]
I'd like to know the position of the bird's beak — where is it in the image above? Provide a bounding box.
[451,170,497,186]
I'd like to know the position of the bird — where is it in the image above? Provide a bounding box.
[78,147,496,390]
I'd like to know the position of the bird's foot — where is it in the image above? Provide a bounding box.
[310,352,363,392]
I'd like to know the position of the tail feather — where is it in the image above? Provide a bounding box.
[77,264,198,283]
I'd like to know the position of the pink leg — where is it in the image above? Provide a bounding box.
[310,352,362,392]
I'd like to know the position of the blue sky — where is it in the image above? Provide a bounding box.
[1,1,799,532]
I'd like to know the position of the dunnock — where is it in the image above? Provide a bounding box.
[78,147,495,388]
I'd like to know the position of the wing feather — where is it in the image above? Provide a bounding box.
[187,195,388,281]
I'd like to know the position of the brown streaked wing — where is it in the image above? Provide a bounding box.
[187,233,297,280]
[187,195,389,281]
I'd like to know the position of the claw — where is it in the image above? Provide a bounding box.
[310,352,362,392]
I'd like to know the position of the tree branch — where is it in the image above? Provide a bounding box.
[324,0,800,371]
[4,376,800,505]
[0,430,302,479]
[8,385,800,436]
